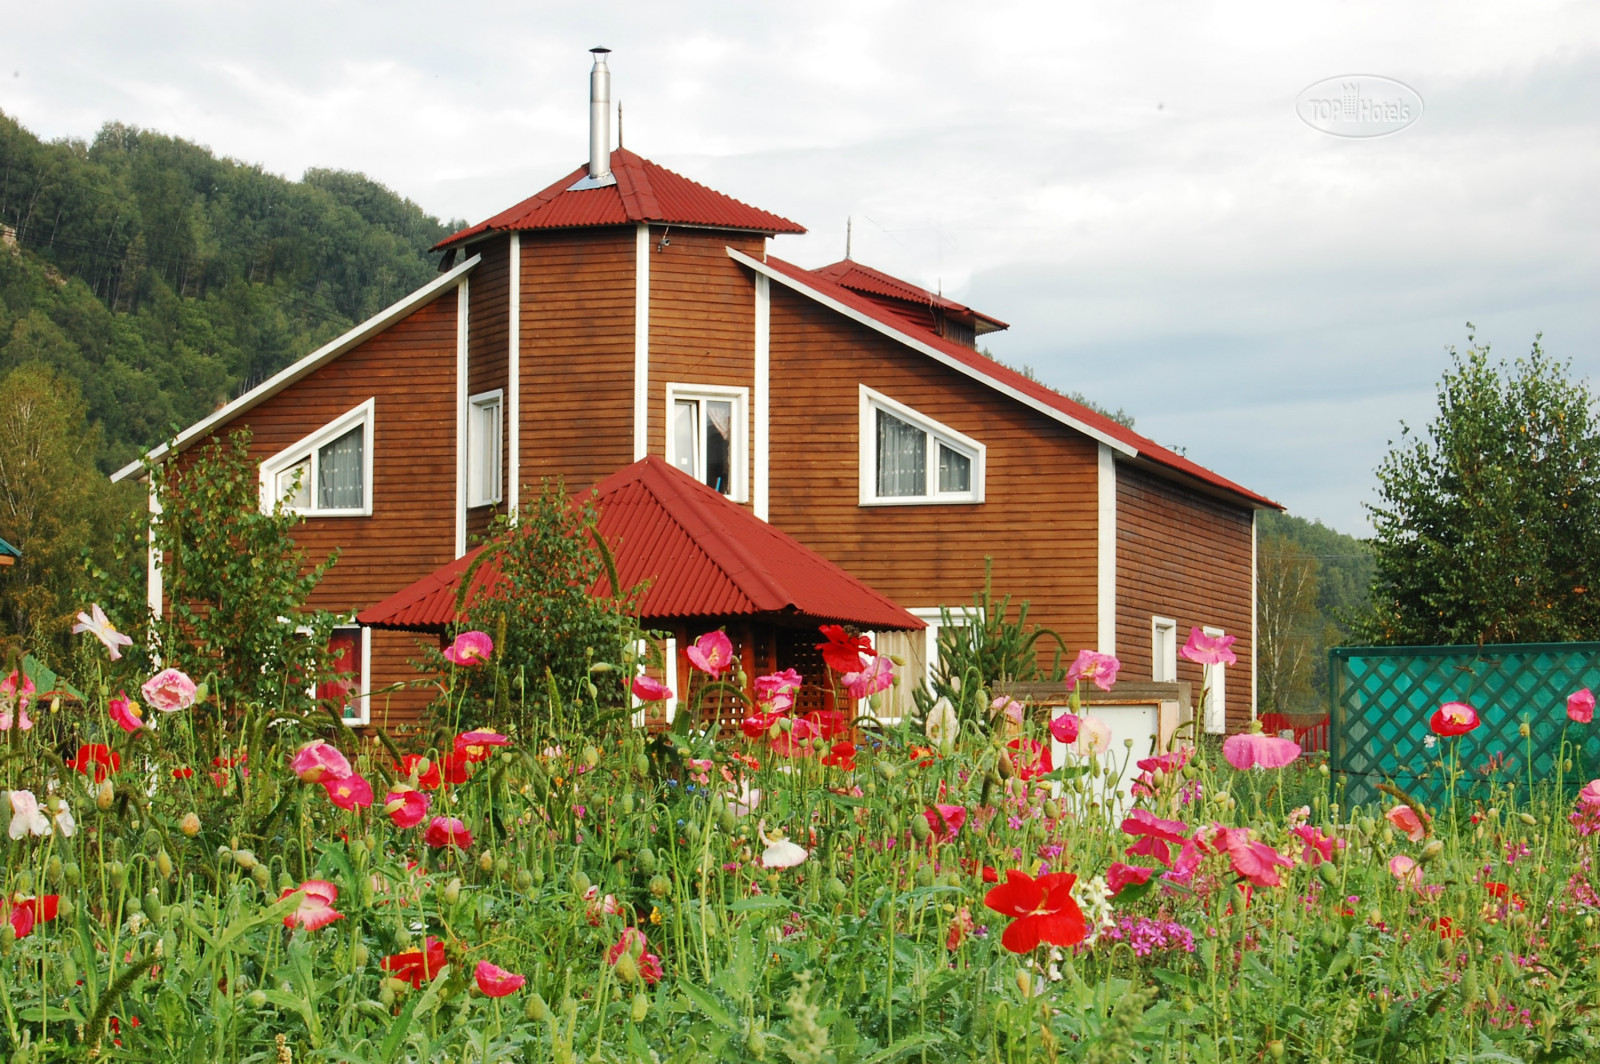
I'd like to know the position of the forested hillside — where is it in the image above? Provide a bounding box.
[0,111,459,471]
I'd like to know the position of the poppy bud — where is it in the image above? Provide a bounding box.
[353,943,369,966]
[748,1025,767,1058]
[1486,982,1499,1009]
[572,871,591,896]
[1419,840,1444,863]
[145,890,164,923]
[126,894,143,916]
[247,989,268,1009]
[914,865,935,888]
[0,927,13,955]
[910,816,931,842]
[582,745,600,768]
[997,753,1016,780]
[46,855,63,885]
[1267,1041,1285,1060]
[649,874,672,898]
[631,991,649,1022]
[96,779,115,810]
[635,848,657,875]
[478,851,494,874]
[825,876,847,902]
[1518,812,1537,826]
[515,869,534,891]
[252,865,272,891]
[1015,969,1031,997]
[109,860,127,890]
[874,761,898,782]
[62,861,80,887]
[180,811,201,837]
[443,878,462,906]
[525,992,551,1022]
[1318,863,1339,887]
[232,849,258,871]
[157,849,174,879]
[277,870,295,893]
[613,951,639,984]
[622,793,635,815]
[1518,722,1530,739]
[379,985,397,1008]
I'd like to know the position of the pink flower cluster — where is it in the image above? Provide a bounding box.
[1098,915,1197,956]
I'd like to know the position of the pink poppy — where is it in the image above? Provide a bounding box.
[1074,715,1114,755]
[1120,807,1191,865]
[107,691,145,734]
[323,773,374,810]
[72,603,134,661]
[140,668,198,712]
[991,696,1026,726]
[1180,627,1237,667]
[816,625,873,674]
[1106,862,1154,896]
[454,730,511,763]
[290,740,353,783]
[1047,712,1081,744]
[1569,688,1595,724]
[1065,649,1121,691]
[384,787,431,828]
[842,655,895,700]
[0,671,34,732]
[1389,854,1424,889]
[1384,804,1426,842]
[753,668,803,712]
[685,630,735,677]
[424,816,473,850]
[443,630,494,666]
[280,880,343,931]
[1429,701,1479,737]
[1291,825,1339,866]
[1213,827,1293,888]
[922,803,967,841]
[632,674,673,702]
[1221,732,1301,770]
[474,960,526,997]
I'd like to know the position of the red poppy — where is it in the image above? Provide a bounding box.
[1005,738,1053,781]
[424,816,473,850]
[439,751,473,786]
[816,625,873,674]
[474,960,526,997]
[396,754,442,791]
[981,865,999,883]
[907,745,938,768]
[821,741,857,771]
[1430,701,1480,737]
[3,895,60,939]
[1106,862,1155,897]
[172,767,194,780]
[68,744,120,783]
[1119,807,1191,866]
[741,710,787,740]
[382,937,448,988]
[983,869,1087,954]
[1428,916,1466,940]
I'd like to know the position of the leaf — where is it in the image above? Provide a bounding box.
[1150,968,1198,995]
[858,1034,941,1063]
[727,895,787,913]
[677,979,736,1030]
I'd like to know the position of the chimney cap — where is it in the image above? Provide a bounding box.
[590,46,611,55]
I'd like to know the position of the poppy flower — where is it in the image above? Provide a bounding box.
[816,625,873,674]
[68,744,120,783]
[279,880,343,931]
[753,669,803,712]
[1073,716,1114,756]
[1429,702,1480,737]
[1047,712,1081,744]
[172,767,194,780]
[606,927,664,985]
[3,894,59,939]
[842,656,895,700]
[107,692,145,734]
[1065,649,1121,692]
[982,869,1088,954]
[323,773,374,810]
[821,741,857,772]
[1120,807,1191,865]
[921,803,967,841]
[474,960,526,997]
[1569,689,1595,724]
[1213,827,1294,888]
[439,750,473,785]
[1291,825,1339,865]
[0,671,34,732]
[1106,862,1154,897]
[454,730,511,763]
[140,668,199,713]
[685,630,735,677]
[290,740,353,783]
[1222,732,1301,770]
[382,937,448,988]
[981,865,999,883]
[443,630,494,666]
[397,754,442,790]
[741,710,787,739]
[72,603,134,661]
[8,790,50,840]
[1389,854,1424,890]
[1180,627,1237,667]
[758,821,807,869]
[1006,737,1053,781]
[925,698,960,747]
[384,787,431,828]
[631,674,673,702]
[1385,804,1427,842]
[424,816,473,850]
[48,797,75,838]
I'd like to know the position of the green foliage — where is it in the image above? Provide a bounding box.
[149,429,338,710]
[0,363,137,659]
[444,482,642,733]
[1361,331,1600,646]
[0,110,458,471]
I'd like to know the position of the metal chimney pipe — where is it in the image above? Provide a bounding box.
[588,47,612,180]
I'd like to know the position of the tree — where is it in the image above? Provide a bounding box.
[1361,331,1600,646]
[1255,535,1321,716]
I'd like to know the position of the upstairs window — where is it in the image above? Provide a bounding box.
[858,386,984,505]
[666,384,747,500]
[467,389,503,507]
[260,399,375,516]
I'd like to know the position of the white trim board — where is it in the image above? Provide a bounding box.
[507,233,521,516]
[752,273,770,521]
[111,253,482,483]
[455,278,470,558]
[633,224,650,461]
[726,246,1137,459]
[1097,443,1117,655]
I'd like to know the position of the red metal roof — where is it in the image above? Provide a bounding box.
[434,148,805,249]
[758,254,1281,509]
[810,260,1008,332]
[358,456,923,632]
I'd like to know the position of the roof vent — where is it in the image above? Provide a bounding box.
[569,47,617,191]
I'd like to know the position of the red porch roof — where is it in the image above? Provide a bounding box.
[358,456,922,632]
[810,259,1009,334]
[435,148,805,249]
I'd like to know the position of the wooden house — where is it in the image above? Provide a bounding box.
[114,50,1278,733]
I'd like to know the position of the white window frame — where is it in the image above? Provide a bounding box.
[259,398,375,517]
[664,383,748,502]
[1202,624,1227,734]
[1152,616,1177,683]
[467,388,503,507]
[296,621,371,726]
[870,605,981,724]
[858,385,985,506]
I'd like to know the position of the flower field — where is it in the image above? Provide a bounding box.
[4,617,1600,1062]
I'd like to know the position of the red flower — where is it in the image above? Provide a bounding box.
[1120,807,1191,866]
[397,754,442,790]
[323,773,374,810]
[454,730,510,763]
[605,927,664,985]
[172,767,194,780]
[816,625,873,674]
[821,741,857,771]
[1006,738,1053,781]
[3,895,59,939]
[1430,701,1480,737]
[983,869,1087,954]
[382,937,448,988]
[981,865,999,884]
[475,960,526,997]
[68,744,120,783]
[922,803,967,841]
[440,750,473,786]
[424,816,473,850]
[741,710,787,740]
[1106,862,1154,897]
[1429,916,1466,940]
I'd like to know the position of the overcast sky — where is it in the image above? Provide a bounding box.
[5,1,1597,534]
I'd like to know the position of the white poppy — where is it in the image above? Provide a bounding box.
[49,796,75,838]
[757,820,807,869]
[8,790,51,840]
[925,698,960,750]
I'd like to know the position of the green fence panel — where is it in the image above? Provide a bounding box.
[1329,642,1600,809]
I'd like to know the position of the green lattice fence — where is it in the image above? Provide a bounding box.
[1329,642,1600,808]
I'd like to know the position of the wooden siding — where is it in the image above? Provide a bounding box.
[518,228,636,494]
[188,290,463,726]
[765,286,1099,657]
[1115,464,1255,732]
[647,229,764,496]
[467,238,511,541]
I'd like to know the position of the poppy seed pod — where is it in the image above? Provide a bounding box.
[910,816,931,842]
[478,851,494,873]
[649,873,672,898]
[571,871,591,896]
[251,865,272,891]
[180,811,201,836]
[96,779,115,810]
[583,745,600,768]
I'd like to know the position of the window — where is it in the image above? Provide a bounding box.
[317,625,371,725]
[665,384,747,500]
[1202,625,1227,734]
[467,389,503,507]
[858,386,984,505]
[260,399,375,516]
[1152,617,1177,683]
